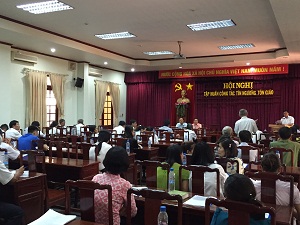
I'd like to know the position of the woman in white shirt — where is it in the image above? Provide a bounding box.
[190,141,228,197]
[89,130,112,172]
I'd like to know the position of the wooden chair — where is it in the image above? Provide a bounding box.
[80,142,93,160]
[179,165,220,197]
[19,150,65,211]
[144,131,155,144]
[49,141,73,158]
[126,188,183,225]
[136,134,151,146]
[114,137,127,146]
[215,157,240,174]
[205,198,276,225]
[65,180,113,224]
[269,147,294,167]
[31,139,46,151]
[238,145,259,163]
[133,160,170,188]
[247,160,287,176]
[245,171,294,206]
[174,129,185,141]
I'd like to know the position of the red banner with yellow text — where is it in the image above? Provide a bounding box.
[159,64,288,79]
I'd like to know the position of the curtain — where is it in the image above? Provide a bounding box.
[26,71,47,128]
[109,83,120,127]
[49,74,66,119]
[125,65,300,130]
[95,81,109,126]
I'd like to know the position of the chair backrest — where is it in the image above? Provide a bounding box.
[269,147,294,167]
[49,141,70,158]
[205,198,276,225]
[31,139,46,151]
[114,137,127,146]
[238,146,259,163]
[65,180,113,224]
[81,142,93,160]
[136,134,151,146]
[19,150,45,172]
[245,171,294,206]
[127,188,182,225]
[144,131,155,144]
[174,129,184,141]
[134,160,170,188]
[215,157,240,174]
[179,165,220,196]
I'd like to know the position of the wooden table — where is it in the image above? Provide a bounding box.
[67,220,103,225]
[134,146,159,161]
[133,193,293,225]
[0,172,46,224]
[44,156,100,183]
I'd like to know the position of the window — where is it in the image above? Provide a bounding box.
[99,92,113,129]
[46,77,58,126]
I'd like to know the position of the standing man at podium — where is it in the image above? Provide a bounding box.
[280,110,295,127]
[234,109,258,136]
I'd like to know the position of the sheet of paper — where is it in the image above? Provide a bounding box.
[28,209,76,225]
[183,195,208,207]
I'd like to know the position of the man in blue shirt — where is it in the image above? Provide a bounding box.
[18,125,40,150]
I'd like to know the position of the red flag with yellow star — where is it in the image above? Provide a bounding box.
[171,81,195,125]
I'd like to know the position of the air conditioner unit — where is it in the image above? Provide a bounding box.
[89,67,102,77]
[11,51,38,64]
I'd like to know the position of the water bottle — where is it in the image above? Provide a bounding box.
[148,138,151,148]
[203,128,207,136]
[3,151,9,168]
[71,126,76,135]
[83,133,87,142]
[157,206,168,225]
[126,139,130,155]
[276,150,280,159]
[168,168,175,192]
[182,153,187,165]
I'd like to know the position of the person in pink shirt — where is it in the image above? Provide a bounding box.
[92,146,137,225]
[192,118,202,130]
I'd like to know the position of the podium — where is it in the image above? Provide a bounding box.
[268,124,284,132]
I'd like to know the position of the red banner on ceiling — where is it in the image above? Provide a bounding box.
[158,64,288,79]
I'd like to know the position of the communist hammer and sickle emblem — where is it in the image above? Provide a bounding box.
[174,83,182,92]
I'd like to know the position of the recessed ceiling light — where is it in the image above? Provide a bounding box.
[95,32,136,40]
[104,62,108,65]
[187,19,235,31]
[246,62,250,66]
[179,66,182,69]
[131,68,135,72]
[218,43,255,50]
[50,48,56,53]
[16,0,73,14]
[143,51,175,56]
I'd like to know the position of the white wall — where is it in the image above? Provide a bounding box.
[0,43,126,128]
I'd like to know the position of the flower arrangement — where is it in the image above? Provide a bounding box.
[175,102,188,117]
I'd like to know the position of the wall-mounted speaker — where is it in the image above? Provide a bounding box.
[74,77,84,88]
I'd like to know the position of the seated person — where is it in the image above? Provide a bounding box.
[92,146,137,225]
[113,120,126,137]
[270,127,300,166]
[0,162,24,225]
[122,125,140,152]
[18,126,48,151]
[192,118,202,130]
[190,142,228,197]
[181,141,196,154]
[0,135,20,161]
[157,145,189,191]
[145,126,159,144]
[24,121,45,137]
[134,125,146,140]
[238,130,258,162]
[251,152,300,220]
[129,119,138,131]
[176,117,187,129]
[184,123,197,142]
[57,118,67,135]
[89,130,112,172]
[5,120,22,140]
[218,139,244,175]
[211,174,271,225]
[49,121,58,135]
[277,110,295,127]
[75,119,89,135]
[0,124,9,133]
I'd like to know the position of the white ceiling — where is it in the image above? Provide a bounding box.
[1,0,300,72]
